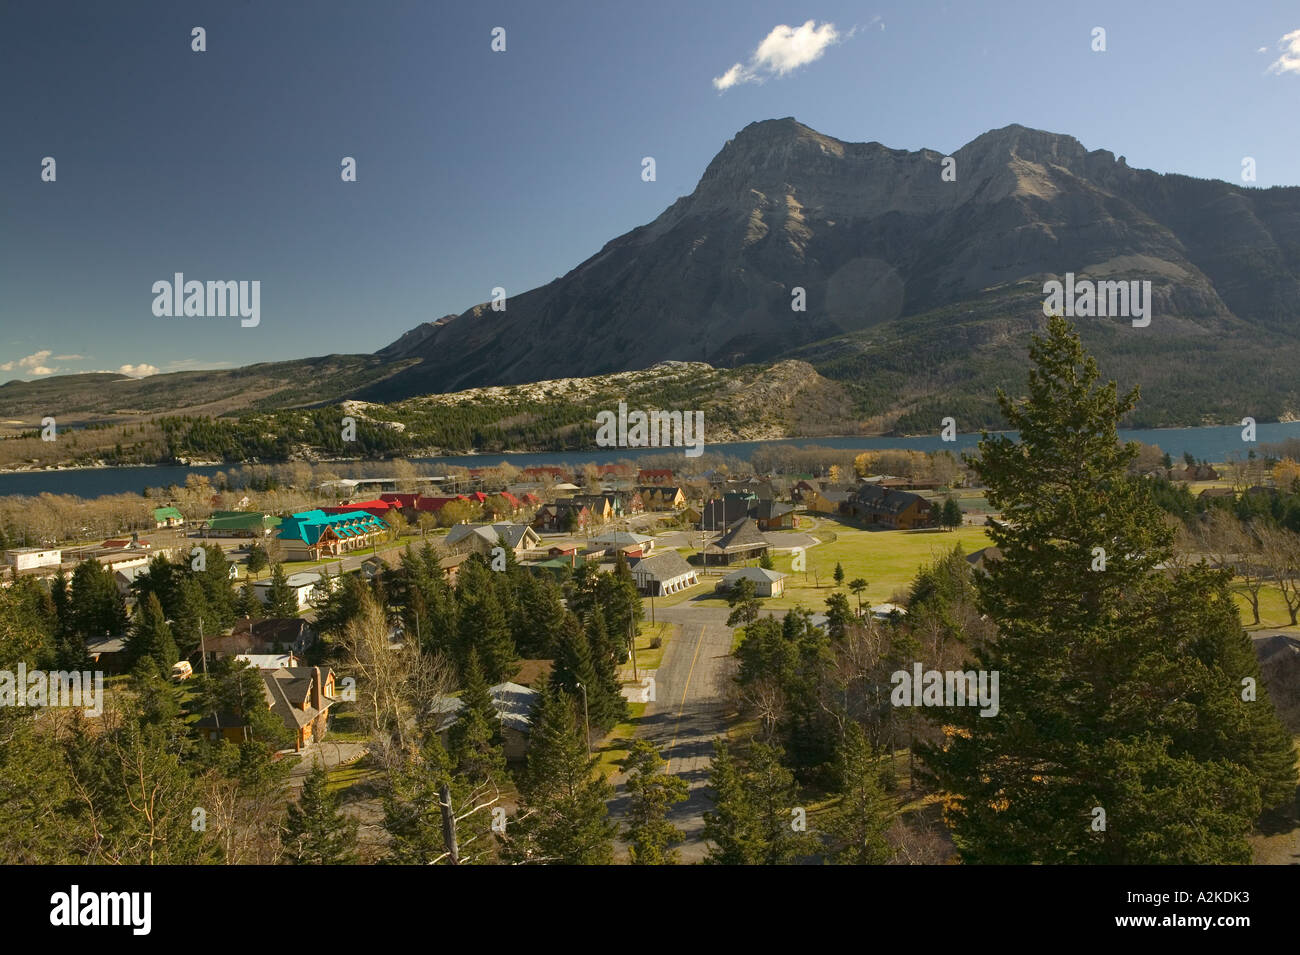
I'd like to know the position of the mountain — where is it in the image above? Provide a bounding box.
[7,119,1300,434]
[355,118,1300,427]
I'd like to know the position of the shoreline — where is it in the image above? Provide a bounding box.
[2,420,1297,482]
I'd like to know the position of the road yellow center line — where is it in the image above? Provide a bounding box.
[667,624,707,760]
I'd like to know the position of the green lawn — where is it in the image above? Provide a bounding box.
[594,702,648,778]
[628,621,676,673]
[1235,583,1298,631]
[325,755,381,795]
[690,522,993,613]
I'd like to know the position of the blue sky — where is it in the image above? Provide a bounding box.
[2,0,1298,381]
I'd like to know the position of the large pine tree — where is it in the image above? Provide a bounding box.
[623,739,688,865]
[454,558,515,683]
[283,763,359,864]
[507,678,615,864]
[824,722,894,864]
[447,648,506,785]
[127,592,179,675]
[918,317,1297,863]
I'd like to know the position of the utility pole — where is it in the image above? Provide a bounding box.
[628,617,638,683]
[199,617,221,735]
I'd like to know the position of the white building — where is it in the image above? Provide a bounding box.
[629,550,698,596]
[4,548,62,572]
[253,572,333,612]
[717,566,787,598]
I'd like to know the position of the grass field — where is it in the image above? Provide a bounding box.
[595,702,648,778]
[677,520,994,613]
[1234,584,1299,632]
[627,621,676,673]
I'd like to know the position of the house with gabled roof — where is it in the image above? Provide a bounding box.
[445,522,541,557]
[749,499,794,531]
[153,506,184,528]
[194,664,338,752]
[628,550,698,596]
[849,484,931,529]
[277,509,388,561]
[637,468,675,485]
[203,511,280,538]
[700,496,752,531]
[533,500,592,532]
[716,566,787,597]
[432,681,539,759]
[590,530,655,558]
[705,517,772,565]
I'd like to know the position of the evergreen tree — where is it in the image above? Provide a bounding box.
[702,740,765,864]
[848,578,869,617]
[833,562,845,588]
[383,732,463,864]
[245,542,269,578]
[447,649,506,785]
[824,592,852,641]
[507,679,615,864]
[455,558,515,683]
[264,563,300,618]
[623,739,688,865]
[725,577,761,627]
[585,606,629,729]
[553,614,623,731]
[513,570,566,657]
[127,592,179,674]
[234,581,258,619]
[825,723,893,864]
[283,763,359,864]
[68,559,128,639]
[942,497,963,531]
[918,317,1297,864]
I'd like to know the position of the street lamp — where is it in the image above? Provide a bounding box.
[575,681,591,755]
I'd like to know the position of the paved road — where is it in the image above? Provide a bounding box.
[610,604,736,863]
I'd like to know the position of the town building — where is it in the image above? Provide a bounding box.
[432,682,539,759]
[4,547,62,572]
[704,518,772,565]
[848,485,931,529]
[276,509,389,561]
[445,522,542,557]
[628,550,699,596]
[716,566,787,598]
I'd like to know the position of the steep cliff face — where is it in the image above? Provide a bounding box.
[362,117,1300,407]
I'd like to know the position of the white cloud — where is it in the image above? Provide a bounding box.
[53,354,85,360]
[117,363,159,378]
[0,350,57,376]
[713,20,843,91]
[1267,29,1300,75]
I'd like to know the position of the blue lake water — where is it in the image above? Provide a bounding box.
[2,422,1298,499]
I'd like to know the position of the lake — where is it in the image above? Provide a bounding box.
[2,422,1297,500]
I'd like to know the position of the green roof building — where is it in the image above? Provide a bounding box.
[204,511,281,537]
[153,506,184,527]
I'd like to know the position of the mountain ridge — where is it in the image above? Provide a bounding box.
[5,118,1300,433]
